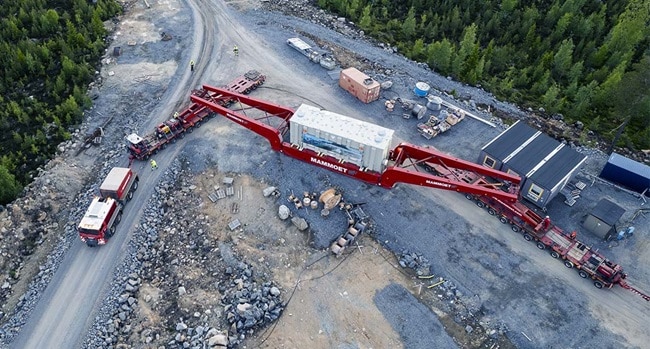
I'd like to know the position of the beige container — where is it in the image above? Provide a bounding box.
[339,67,380,103]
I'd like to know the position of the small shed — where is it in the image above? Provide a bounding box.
[583,198,626,240]
[600,152,650,195]
[479,120,587,208]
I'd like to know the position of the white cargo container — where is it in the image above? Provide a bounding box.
[289,104,394,172]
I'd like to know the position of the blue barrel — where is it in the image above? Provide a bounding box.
[413,82,430,97]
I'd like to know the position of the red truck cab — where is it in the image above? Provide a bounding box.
[78,197,122,246]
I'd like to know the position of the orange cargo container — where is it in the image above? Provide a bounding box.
[339,67,380,103]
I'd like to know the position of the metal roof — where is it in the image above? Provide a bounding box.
[504,132,560,175]
[589,198,625,226]
[481,120,538,160]
[482,121,587,189]
[529,146,587,189]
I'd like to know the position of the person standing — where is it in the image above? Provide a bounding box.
[150,159,158,170]
[190,60,195,72]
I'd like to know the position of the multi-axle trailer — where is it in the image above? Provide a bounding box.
[186,83,649,301]
[126,71,266,161]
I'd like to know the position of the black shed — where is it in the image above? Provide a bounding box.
[583,198,626,239]
[479,120,587,208]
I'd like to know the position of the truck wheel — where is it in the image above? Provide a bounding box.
[511,225,520,233]
[161,143,167,149]
[550,251,560,259]
[465,194,473,200]
[593,281,603,289]
[132,180,139,191]
[536,242,545,250]
[564,261,574,269]
[108,225,116,238]
[127,191,133,201]
[180,132,185,138]
[487,208,496,215]
[578,270,588,278]
[171,138,177,144]
[476,201,484,208]
[195,121,201,128]
[523,233,532,241]
[499,216,508,224]
[116,212,122,224]
[188,127,193,133]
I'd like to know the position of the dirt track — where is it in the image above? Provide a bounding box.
[1,0,648,348]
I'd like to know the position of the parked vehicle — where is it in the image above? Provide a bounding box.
[78,167,138,246]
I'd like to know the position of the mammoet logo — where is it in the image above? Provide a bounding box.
[310,157,348,174]
[425,179,454,189]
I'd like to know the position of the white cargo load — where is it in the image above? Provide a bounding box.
[289,104,394,172]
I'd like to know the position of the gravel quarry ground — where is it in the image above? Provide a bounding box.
[0,0,648,348]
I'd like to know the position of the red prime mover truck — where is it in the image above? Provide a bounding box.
[78,167,139,247]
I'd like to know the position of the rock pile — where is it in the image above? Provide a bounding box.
[81,160,285,348]
[398,250,432,276]
[219,262,284,346]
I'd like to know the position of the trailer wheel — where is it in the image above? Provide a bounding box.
[499,216,508,224]
[536,242,545,250]
[523,233,532,241]
[593,281,603,289]
[465,194,473,200]
[116,212,122,224]
[195,121,201,128]
[161,143,167,149]
[487,208,496,215]
[171,138,177,144]
[511,225,520,233]
[550,251,560,259]
[578,270,588,278]
[188,127,193,133]
[132,180,139,191]
[564,261,574,269]
[180,132,185,138]
[476,201,484,208]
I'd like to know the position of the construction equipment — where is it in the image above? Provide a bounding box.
[188,86,650,301]
[78,167,139,247]
[286,37,336,70]
[417,108,465,139]
[126,71,265,160]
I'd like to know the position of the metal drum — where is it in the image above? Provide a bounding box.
[426,96,442,111]
[411,104,427,119]
[413,82,430,97]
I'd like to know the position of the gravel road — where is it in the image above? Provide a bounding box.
[1,0,647,348]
